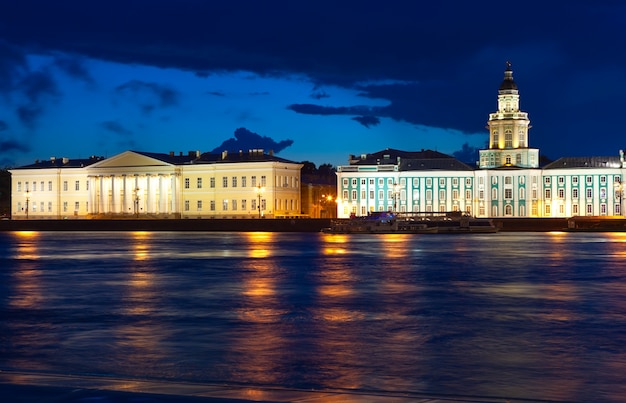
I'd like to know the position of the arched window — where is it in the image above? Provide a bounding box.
[505,130,513,148]
[505,204,512,216]
[518,130,526,147]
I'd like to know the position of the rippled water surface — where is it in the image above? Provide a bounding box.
[2,231,626,402]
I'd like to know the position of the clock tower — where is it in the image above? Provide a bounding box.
[479,62,539,168]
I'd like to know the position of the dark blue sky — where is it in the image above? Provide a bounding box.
[0,0,624,167]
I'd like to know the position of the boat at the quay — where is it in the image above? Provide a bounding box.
[323,211,498,234]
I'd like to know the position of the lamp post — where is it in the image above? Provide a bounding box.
[25,189,30,219]
[616,180,623,216]
[393,182,400,212]
[134,187,140,218]
[255,185,265,218]
[320,194,334,218]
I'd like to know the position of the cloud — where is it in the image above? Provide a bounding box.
[352,116,380,128]
[0,137,30,153]
[288,103,381,117]
[100,120,133,136]
[16,105,44,128]
[114,80,180,114]
[14,69,60,128]
[53,55,94,85]
[287,102,386,129]
[452,142,483,164]
[310,91,329,100]
[211,127,293,154]
[0,41,28,95]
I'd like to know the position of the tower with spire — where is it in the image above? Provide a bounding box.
[479,62,539,169]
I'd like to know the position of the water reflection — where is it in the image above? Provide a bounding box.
[2,231,626,401]
[10,231,42,309]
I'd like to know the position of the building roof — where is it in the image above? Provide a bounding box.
[135,149,298,165]
[543,156,623,169]
[346,148,473,171]
[11,156,105,169]
[349,148,452,165]
[399,158,474,171]
[13,149,300,170]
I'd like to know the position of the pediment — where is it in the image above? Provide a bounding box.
[88,151,173,169]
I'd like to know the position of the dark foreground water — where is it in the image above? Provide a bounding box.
[1,230,626,402]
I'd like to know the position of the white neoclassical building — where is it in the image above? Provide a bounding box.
[335,63,626,218]
[10,149,303,219]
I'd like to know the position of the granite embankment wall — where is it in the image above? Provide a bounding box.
[491,218,568,232]
[0,218,333,232]
[0,217,573,232]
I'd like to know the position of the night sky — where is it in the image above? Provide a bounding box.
[0,0,624,168]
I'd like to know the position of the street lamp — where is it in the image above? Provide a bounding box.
[24,189,30,219]
[134,187,140,218]
[255,185,265,218]
[616,180,623,216]
[393,182,400,212]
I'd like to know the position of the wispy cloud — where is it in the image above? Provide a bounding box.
[114,80,180,114]
[100,120,133,136]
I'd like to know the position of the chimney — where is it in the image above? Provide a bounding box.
[221,150,228,160]
[169,151,174,157]
[196,150,200,158]
[62,157,69,164]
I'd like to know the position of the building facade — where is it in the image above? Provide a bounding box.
[336,63,626,218]
[10,149,303,219]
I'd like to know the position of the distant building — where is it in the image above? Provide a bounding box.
[9,149,303,219]
[335,63,626,218]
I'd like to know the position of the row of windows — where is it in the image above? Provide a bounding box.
[183,199,262,212]
[17,180,89,192]
[342,177,474,188]
[343,174,624,190]
[544,175,620,185]
[18,201,85,213]
[184,175,268,189]
[181,198,298,212]
[545,188,617,200]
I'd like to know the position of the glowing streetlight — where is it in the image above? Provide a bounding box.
[134,187,141,218]
[255,185,265,218]
[616,180,623,216]
[24,189,30,219]
[393,182,400,212]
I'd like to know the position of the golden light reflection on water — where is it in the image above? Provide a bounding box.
[321,234,349,255]
[378,233,410,259]
[10,231,43,308]
[130,231,152,261]
[245,232,274,258]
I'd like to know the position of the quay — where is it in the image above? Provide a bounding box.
[0,217,572,232]
[3,217,626,232]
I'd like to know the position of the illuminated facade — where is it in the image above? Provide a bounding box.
[336,63,626,218]
[10,149,303,219]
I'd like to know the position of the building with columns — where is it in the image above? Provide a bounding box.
[335,63,626,218]
[10,149,303,219]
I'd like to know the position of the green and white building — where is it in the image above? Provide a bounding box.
[336,63,626,218]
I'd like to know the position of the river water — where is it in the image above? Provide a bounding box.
[1,230,626,402]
